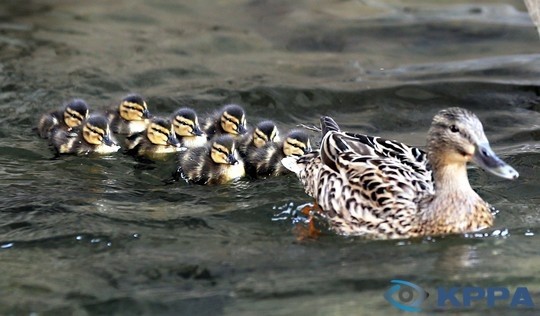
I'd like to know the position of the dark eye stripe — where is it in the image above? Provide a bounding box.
[175,119,194,128]
[212,146,229,155]
[255,131,267,139]
[287,141,305,149]
[222,116,239,127]
[152,127,170,136]
[88,127,104,136]
[66,110,84,120]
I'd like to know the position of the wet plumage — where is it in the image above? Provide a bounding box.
[283,108,519,239]
[177,135,245,185]
[37,99,89,139]
[51,115,120,155]
[107,94,151,135]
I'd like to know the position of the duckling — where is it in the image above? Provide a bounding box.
[237,120,280,157]
[36,99,89,138]
[202,104,247,139]
[246,129,311,177]
[283,108,519,239]
[126,117,182,158]
[107,94,151,135]
[171,107,207,148]
[177,135,245,185]
[52,115,120,155]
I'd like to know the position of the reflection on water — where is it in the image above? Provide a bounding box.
[1,0,540,315]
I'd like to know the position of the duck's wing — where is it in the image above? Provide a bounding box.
[283,116,436,237]
[334,132,432,185]
[318,116,432,189]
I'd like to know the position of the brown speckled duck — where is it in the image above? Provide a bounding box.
[283,108,519,239]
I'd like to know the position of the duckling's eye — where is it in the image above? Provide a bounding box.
[88,127,104,138]
[254,131,267,141]
[287,141,304,150]
[449,125,459,133]
[212,146,229,156]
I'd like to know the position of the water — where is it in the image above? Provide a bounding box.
[1,1,540,315]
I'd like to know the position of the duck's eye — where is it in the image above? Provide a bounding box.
[449,125,459,133]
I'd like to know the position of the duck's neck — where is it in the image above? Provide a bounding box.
[433,162,472,193]
[419,159,492,234]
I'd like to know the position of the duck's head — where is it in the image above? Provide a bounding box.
[252,120,280,148]
[146,117,180,147]
[63,99,89,128]
[220,104,247,135]
[283,130,312,157]
[172,107,204,137]
[82,115,116,146]
[210,135,239,165]
[119,94,150,122]
[427,107,518,180]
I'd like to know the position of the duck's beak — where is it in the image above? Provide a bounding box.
[192,125,203,136]
[473,143,519,180]
[142,109,151,119]
[237,124,247,135]
[227,154,238,165]
[103,134,115,146]
[167,133,180,147]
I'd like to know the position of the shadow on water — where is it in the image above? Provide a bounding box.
[1,0,540,315]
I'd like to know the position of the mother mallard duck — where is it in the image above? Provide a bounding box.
[283,107,519,239]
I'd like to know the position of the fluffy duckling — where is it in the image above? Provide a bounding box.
[52,115,120,155]
[107,94,151,135]
[246,129,311,177]
[126,117,182,158]
[202,104,247,139]
[37,99,89,139]
[237,120,280,157]
[171,107,207,148]
[177,135,245,185]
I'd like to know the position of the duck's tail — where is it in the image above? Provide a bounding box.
[320,116,340,135]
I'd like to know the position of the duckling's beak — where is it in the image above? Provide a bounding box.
[227,154,238,165]
[192,126,203,136]
[142,109,151,119]
[237,124,247,135]
[473,143,519,180]
[167,134,180,147]
[103,134,115,146]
